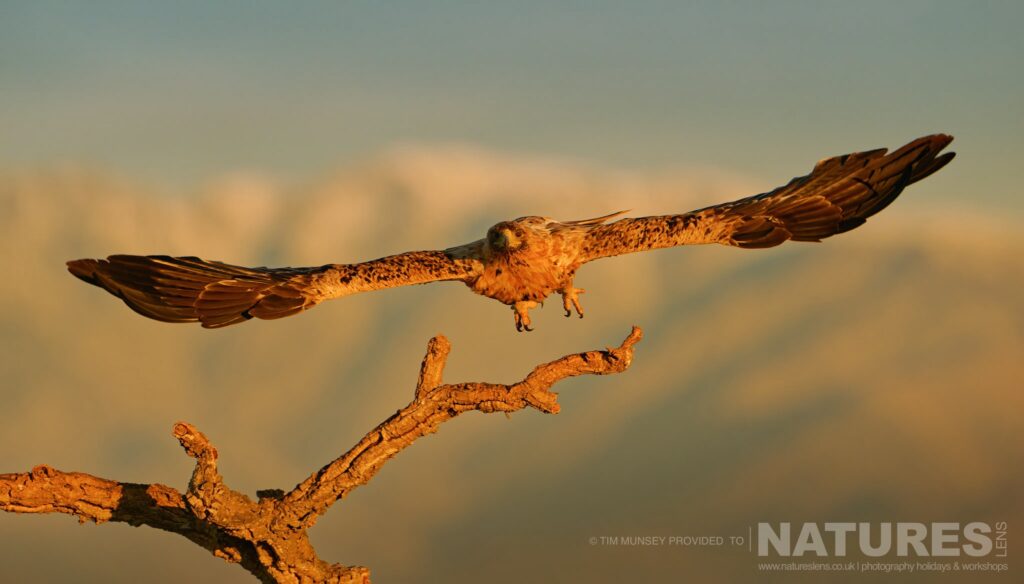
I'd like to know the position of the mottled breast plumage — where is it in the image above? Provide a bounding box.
[468,216,586,305]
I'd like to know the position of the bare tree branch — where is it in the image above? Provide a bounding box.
[1,326,643,583]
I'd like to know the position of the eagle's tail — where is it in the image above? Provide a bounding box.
[67,255,324,328]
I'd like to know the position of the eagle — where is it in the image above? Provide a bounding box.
[68,134,955,331]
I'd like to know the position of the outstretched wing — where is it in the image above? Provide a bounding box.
[67,248,482,328]
[580,134,955,261]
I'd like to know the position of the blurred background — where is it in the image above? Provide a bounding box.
[1,2,1021,582]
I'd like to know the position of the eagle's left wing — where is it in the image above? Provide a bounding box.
[68,247,482,328]
[579,134,955,261]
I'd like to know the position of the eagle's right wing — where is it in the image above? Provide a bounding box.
[68,247,483,328]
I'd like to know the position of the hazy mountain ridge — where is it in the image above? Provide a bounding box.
[0,149,1020,583]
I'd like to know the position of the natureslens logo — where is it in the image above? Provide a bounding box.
[757,522,1008,558]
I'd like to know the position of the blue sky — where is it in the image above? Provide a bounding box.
[2,1,1021,208]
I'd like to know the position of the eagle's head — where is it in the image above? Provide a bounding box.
[485,221,527,255]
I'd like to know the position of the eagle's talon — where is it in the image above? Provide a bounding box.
[512,300,537,333]
[560,286,586,319]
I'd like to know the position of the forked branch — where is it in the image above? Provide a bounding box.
[0,326,643,583]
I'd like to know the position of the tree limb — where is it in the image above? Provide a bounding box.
[1,326,643,583]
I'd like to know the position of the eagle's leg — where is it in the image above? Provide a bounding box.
[512,300,538,332]
[560,286,585,319]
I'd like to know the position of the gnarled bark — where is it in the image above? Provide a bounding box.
[1,327,643,583]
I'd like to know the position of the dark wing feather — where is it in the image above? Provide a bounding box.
[68,248,482,328]
[580,134,955,260]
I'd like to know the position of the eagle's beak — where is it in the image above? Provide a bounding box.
[500,228,522,249]
[493,229,509,249]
